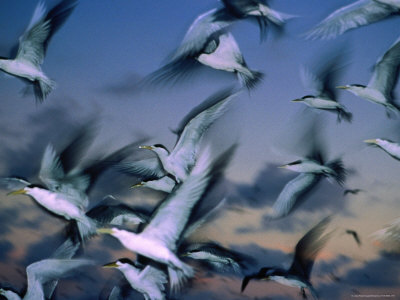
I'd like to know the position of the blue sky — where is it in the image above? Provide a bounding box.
[0,0,400,299]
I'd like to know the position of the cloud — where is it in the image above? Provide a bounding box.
[0,240,14,262]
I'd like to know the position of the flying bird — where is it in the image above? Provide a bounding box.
[292,52,352,123]
[4,124,144,241]
[103,259,167,300]
[241,217,333,299]
[118,87,237,184]
[337,35,400,116]
[98,146,233,292]
[0,258,94,300]
[0,0,78,102]
[364,138,400,161]
[144,7,263,90]
[372,216,400,252]
[268,118,346,219]
[343,188,363,195]
[180,241,250,274]
[345,229,362,247]
[305,0,400,40]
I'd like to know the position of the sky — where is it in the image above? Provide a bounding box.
[0,0,400,299]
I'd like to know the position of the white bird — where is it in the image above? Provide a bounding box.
[145,8,263,90]
[372,216,400,252]
[103,259,167,300]
[241,217,333,300]
[0,0,78,102]
[337,36,400,116]
[0,258,94,300]
[364,138,400,160]
[98,146,230,292]
[4,125,143,241]
[292,52,352,123]
[118,87,237,184]
[305,0,400,40]
[131,175,176,193]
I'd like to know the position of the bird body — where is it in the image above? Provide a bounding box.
[0,0,77,102]
[241,217,332,299]
[280,159,342,179]
[103,259,167,300]
[364,138,400,160]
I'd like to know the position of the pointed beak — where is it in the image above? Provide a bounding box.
[7,189,27,196]
[139,145,153,150]
[291,99,303,102]
[336,85,347,89]
[97,228,114,235]
[364,139,377,145]
[102,261,119,268]
[131,182,144,189]
[278,164,288,169]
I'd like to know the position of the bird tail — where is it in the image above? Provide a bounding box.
[35,77,55,103]
[76,216,98,242]
[237,68,264,90]
[326,158,346,186]
[259,5,297,26]
[337,107,353,123]
[168,262,194,293]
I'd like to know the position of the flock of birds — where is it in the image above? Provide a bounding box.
[1,0,400,299]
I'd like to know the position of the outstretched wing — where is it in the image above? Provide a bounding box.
[116,157,166,180]
[288,216,332,280]
[16,0,78,65]
[305,0,397,40]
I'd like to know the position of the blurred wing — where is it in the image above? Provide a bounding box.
[142,148,214,250]
[39,144,65,190]
[305,0,397,40]
[117,157,166,180]
[26,259,94,299]
[139,265,168,294]
[369,36,400,99]
[16,0,78,65]
[288,216,332,280]
[171,87,237,168]
[269,173,320,219]
[300,65,323,95]
[169,8,234,61]
[0,177,30,190]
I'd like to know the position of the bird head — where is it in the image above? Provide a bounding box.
[130,181,144,189]
[103,258,135,268]
[7,184,48,197]
[292,95,314,102]
[337,84,365,91]
[139,144,170,156]
[278,159,303,172]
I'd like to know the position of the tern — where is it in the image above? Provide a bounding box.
[241,217,333,299]
[364,138,400,160]
[5,125,143,240]
[372,216,400,252]
[337,36,400,116]
[305,0,400,40]
[103,259,167,300]
[118,87,237,184]
[98,146,232,291]
[0,258,94,300]
[0,0,78,102]
[180,241,249,274]
[292,53,352,123]
[345,229,362,247]
[145,8,263,90]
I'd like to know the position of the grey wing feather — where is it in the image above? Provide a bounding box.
[369,36,400,99]
[117,158,166,180]
[288,216,332,280]
[0,177,30,190]
[305,0,397,40]
[142,148,214,250]
[171,88,237,168]
[39,144,65,190]
[16,0,78,65]
[269,173,321,219]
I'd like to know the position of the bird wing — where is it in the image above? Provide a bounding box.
[117,157,166,179]
[139,265,168,293]
[288,216,332,280]
[141,148,214,250]
[269,173,321,219]
[170,87,237,170]
[87,202,149,225]
[0,176,31,190]
[39,143,66,190]
[305,0,397,40]
[368,36,400,99]
[169,8,235,61]
[26,258,94,299]
[16,0,78,66]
